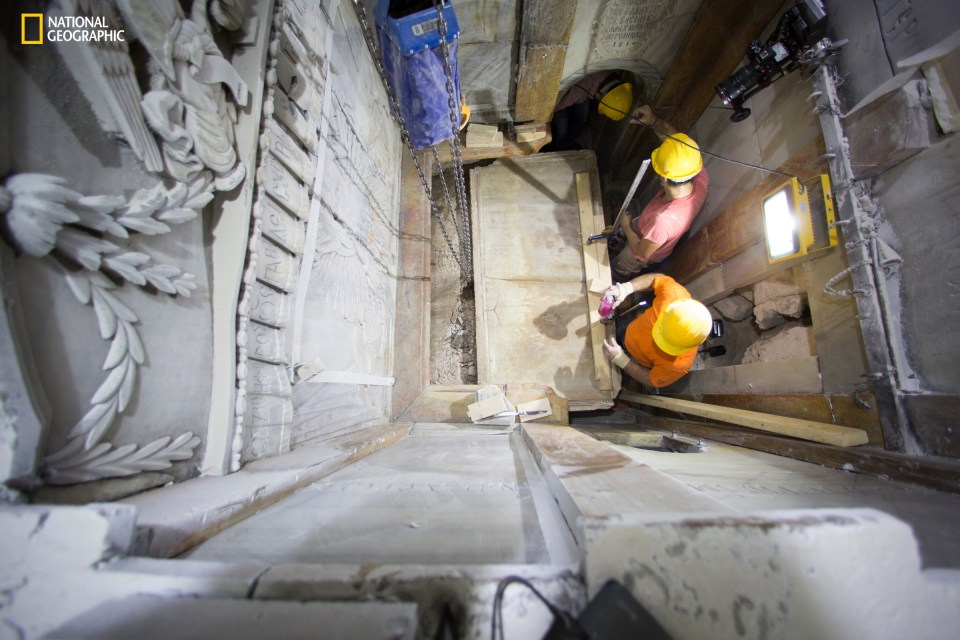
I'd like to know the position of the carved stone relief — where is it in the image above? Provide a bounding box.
[1,0,252,487]
[0,174,210,484]
[233,0,329,467]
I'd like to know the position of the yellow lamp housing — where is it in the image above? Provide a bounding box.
[761,174,837,264]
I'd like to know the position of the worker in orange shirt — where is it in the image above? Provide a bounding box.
[601,273,712,389]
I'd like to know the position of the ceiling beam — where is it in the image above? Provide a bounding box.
[607,0,784,190]
[514,0,576,123]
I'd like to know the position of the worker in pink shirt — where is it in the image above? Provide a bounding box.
[612,105,709,282]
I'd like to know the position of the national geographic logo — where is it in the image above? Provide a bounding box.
[20,13,125,45]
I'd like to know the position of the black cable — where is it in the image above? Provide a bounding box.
[491,575,571,640]
[560,75,798,179]
[645,122,796,179]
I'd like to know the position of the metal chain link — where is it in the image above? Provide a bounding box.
[430,145,463,240]
[352,0,462,267]
[432,0,473,282]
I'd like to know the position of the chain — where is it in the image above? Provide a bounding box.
[352,0,462,267]
[430,145,463,240]
[432,0,473,282]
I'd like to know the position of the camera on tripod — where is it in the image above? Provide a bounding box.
[715,0,840,122]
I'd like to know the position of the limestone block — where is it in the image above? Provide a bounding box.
[753,270,803,304]
[754,294,808,330]
[247,283,291,328]
[263,120,313,184]
[248,321,287,365]
[583,509,960,639]
[741,323,816,364]
[243,393,293,461]
[46,597,418,640]
[261,197,306,255]
[261,155,309,219]
[713,293,754,321]
[246,361,291,397]
[256,238,298,292]
[845,78,937,178]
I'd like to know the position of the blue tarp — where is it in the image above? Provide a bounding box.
[375,2,462,150]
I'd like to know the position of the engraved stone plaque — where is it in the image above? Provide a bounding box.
[261,197,306,254]
[264,120,313,184]
[272,90,314,150]
[256,238,298,292]
[594,0,673,59]
[248,321,287,364]
[246,360,291,397]
[248,282,291,328]
[243,393,293,461]
[262,155,309,218]
[275,50,322,117]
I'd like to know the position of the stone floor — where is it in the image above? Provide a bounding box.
[183,426,574,565]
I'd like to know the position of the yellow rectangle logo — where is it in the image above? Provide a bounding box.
[21,13,43,45]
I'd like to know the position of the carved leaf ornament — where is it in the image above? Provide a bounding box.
[0,173,208,484]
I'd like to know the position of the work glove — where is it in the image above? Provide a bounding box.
[602,282,633,310]
[602,337,630,369]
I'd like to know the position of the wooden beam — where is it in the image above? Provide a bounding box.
[576,173,611,392]
[514,0,576,122]
[633,415,960,495]
[609,0,784,189]
[621,392,869,447]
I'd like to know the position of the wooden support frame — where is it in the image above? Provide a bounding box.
[634,415,960,495]
[622,392,869,447]
[575,172,617,394]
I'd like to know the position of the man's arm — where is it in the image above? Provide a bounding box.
[602,337,656,390]
[605,272,664,303]
[630,105,677,140]
[620,210,662,263]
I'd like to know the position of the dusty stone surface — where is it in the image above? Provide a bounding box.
[754,294,809,330]
[741,322,816,364]
[753,269,803,304]
[429,170,477,385]
[713,294,754,322]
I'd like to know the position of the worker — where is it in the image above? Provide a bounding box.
[543,71,634,151]
[600,272,712,389]
[611,105,709,282]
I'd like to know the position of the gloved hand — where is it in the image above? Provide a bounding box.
[602,281,633,310]
[602,337,630,369]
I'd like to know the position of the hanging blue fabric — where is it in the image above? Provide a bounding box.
[375,0,461,151]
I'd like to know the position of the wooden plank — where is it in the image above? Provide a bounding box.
[576,173,610,391]
[633,415,960,495]
[621,392,869,447]
[434,125,553,165]
[516,45,569,123]
[514,0,576,122]
[471,166,490,384]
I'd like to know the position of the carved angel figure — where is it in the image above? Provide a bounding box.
[117,0,250,190]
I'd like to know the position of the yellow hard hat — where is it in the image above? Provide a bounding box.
[652,298,713,356]
[651,133,703,182]
[597,81,633,121]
